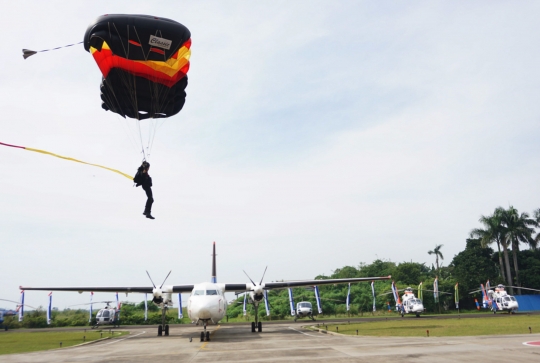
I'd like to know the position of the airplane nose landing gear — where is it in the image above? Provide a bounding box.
[200,321,210,341]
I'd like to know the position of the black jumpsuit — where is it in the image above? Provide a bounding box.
[142,174,153,215]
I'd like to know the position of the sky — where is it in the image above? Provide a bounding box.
[1,0,539,309]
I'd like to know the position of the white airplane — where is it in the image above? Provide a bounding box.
[20,243,391,341]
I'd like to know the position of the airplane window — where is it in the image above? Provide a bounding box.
[206,290,218,295]
[193,290,204,296]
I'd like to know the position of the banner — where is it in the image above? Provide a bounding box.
[18,290,24,322]
[264,290,270,316]
[433,277,439,303]
[116,292,120,310]
[371,281,376,312]
[243,293,247,316]
[418,282,423,301]
[391,281,401,305]
[454,283,459,309]
[47,292,52,325]
[314,286,323,314]
[89,292,94,323]
[178,294,183,319]
[346,283,351,311]
[144,293,148,321]
[288,288,295,316]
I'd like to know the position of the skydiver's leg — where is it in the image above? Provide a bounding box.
[143,187,154,218]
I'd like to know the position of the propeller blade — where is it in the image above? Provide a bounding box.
[159,270,172,289]
[259,266,268,285]
[243,270,256,286]
[146,271,157,288]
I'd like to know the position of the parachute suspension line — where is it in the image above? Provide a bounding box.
[22,42,83,59]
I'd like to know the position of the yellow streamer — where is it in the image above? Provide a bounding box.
[25,148,133,180]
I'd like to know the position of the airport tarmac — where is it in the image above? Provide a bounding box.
[2,323,540,362]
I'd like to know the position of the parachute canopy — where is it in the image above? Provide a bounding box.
[84,14,191,120]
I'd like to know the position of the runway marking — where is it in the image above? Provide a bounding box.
[101,331,147,345]
[288,327,324,337]
[523,340,540,347]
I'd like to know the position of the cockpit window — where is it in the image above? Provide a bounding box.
[102,310,110,318]
[206,290,218,295]
[504,297,511,301]
[299,302,312,308]
[510,296,516,301]
[193,290,204,296]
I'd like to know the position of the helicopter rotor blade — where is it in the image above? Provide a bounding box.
[146,271,157,289]
[159,270,172,289]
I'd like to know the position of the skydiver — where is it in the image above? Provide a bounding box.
[135,161,155,219]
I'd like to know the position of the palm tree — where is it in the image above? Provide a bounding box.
[428,244,444,275]
[470,210,508,284]
[500,206,536,295]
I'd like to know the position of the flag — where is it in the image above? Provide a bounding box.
[433,277,439,303]
[243,293,247,316]
[264,290,270,316]
[454,283,459,309]
[418,282,423,301]
[144,293,148,321]
[18,290,24,322]
[115,292,120,310]
[346,283,351,311]
[47,292,52,325]
[486,280,491,292]
[288,288,296,316]
[178,294,183,319]
[391,281,401,306]
[371,281,376,312]
[314,286,323,314]
[89,292,94,323]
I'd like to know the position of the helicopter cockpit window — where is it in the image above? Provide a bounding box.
[97,311,103,318]
[102,310,110,318]
[299,302,312,308]
[510,296,517,301]
[193,290,204,296]
[414,299,422,304]
[504,297,511,301]
[206,290,218,295]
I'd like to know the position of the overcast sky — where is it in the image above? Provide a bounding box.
[1,1,539,309]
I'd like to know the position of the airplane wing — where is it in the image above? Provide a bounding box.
[19,285,195,294]
[224,276,391,292]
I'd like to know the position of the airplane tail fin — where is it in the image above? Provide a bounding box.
[211,242,217,283]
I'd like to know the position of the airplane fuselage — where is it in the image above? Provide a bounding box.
[187,282,227,324]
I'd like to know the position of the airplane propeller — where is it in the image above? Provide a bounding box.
[146,270,172,304]
[243,267,267,302]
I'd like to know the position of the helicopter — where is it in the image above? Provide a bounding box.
[474,283,518,314]
[294,301,316,322]
[93,302,121,328]
[70,300,121,328]
[399,287,425,318]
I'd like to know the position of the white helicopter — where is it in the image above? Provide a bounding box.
[399,287,425,317]
[92,301,121,328]
[294,301,316,321]
[474,283,520,314]
[69,300,121,328]
[20,243,391,341]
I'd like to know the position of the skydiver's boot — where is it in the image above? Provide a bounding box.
[146,214,155,219]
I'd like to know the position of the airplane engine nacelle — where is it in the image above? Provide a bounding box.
[250,291,264,302]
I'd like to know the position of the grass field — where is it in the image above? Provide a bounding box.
[0,330,128,355]
[318,314,540,337]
